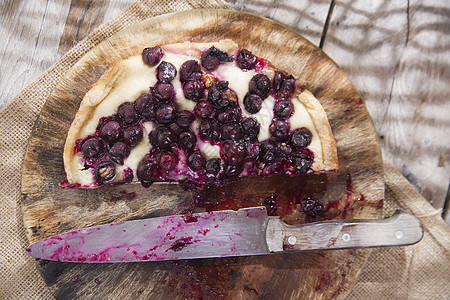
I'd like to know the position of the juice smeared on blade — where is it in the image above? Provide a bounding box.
[27,207,268,263]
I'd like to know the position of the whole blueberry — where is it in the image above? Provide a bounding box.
[99,120,122,143]
[179,60,202,82]
[278,75,296,99]
[142,46,163,65]
[137,155,160,187]
[81,137,105,160]
[290,128,312,150]
[187,151,205,171]
[176,110,195,128]
[183,80,205,101]
[276,142,293,158]
[154,102,177,124]
[273,72,296,99]
[178,131,197,152]
[221,123,242,140]
[244,93,262,114]
[246,142,260,161]
[157,61,177,83]
[291,151,313,173]
[208,81,230,110]
[205,158,221,175]
[117,102,138,125]
[260,140,277,163]
[274,99,294,119]
[152,82,174,102]
[236,49,257,70]
[220,140,246,166]
[122,124,143,147]
[241,118,260,142]
[269,119,290,141]
[199,119,220,143]
[249,74,271,99]
[149,126,175,149]
[134,93,156,120]
[194,101,214,119]
[272,71,285,92]
[217,108,241,124]
[203,56,219,72]
[168,123,182,135]
[158,151,178,171]
[108,142,131,165]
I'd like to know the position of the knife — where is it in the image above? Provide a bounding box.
[26,207,423,263]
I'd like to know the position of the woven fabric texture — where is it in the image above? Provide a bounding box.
[346,162,450,299]
[0,0,448,299]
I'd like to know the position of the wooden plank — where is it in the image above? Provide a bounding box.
[57,0,110,55]
[57,0,133,55]
[0,0,72,110]
[321,0,409,132]
[379,0,450,211]
[322,0,450,214]
[0,0,135,110]
[226,0,332,46]
[103,0,132,23]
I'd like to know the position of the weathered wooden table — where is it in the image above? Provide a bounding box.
[1,0,448,222]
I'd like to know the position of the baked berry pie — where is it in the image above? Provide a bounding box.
[63,40,338,189]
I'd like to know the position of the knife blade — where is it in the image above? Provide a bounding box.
[26,207,423,263]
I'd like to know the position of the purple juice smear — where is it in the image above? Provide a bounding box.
[197,229,210,236]
[169,237,194,252]
[183,215,198,223]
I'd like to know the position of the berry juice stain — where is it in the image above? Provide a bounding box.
[169,237,193,252]
[183,215,198,223]
[193,174,330,224]
[197,229,210,236]
[263,193,278,216]
[193,172,378,225]
[124,191,137,201]
[108,190,138,202]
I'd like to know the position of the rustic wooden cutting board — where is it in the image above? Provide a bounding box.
[21,9,384,299]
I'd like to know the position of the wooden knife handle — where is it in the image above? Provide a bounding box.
[276,210,423,251]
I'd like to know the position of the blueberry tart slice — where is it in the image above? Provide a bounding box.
[63,40,338,188]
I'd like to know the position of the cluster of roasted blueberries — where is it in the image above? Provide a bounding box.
[77,45,314,188]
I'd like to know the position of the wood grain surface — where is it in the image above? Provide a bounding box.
[21,9,384,299]
[1,0,448,222]
[322,0,450,216]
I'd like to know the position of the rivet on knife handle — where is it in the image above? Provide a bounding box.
[266,209,424,252]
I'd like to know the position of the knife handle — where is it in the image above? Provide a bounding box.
[270,210,423,252]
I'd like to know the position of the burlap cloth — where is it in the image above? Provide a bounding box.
[0,0,448,299]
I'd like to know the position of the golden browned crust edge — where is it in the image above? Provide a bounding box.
[297,90,339,171]
[63,60,124,180]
